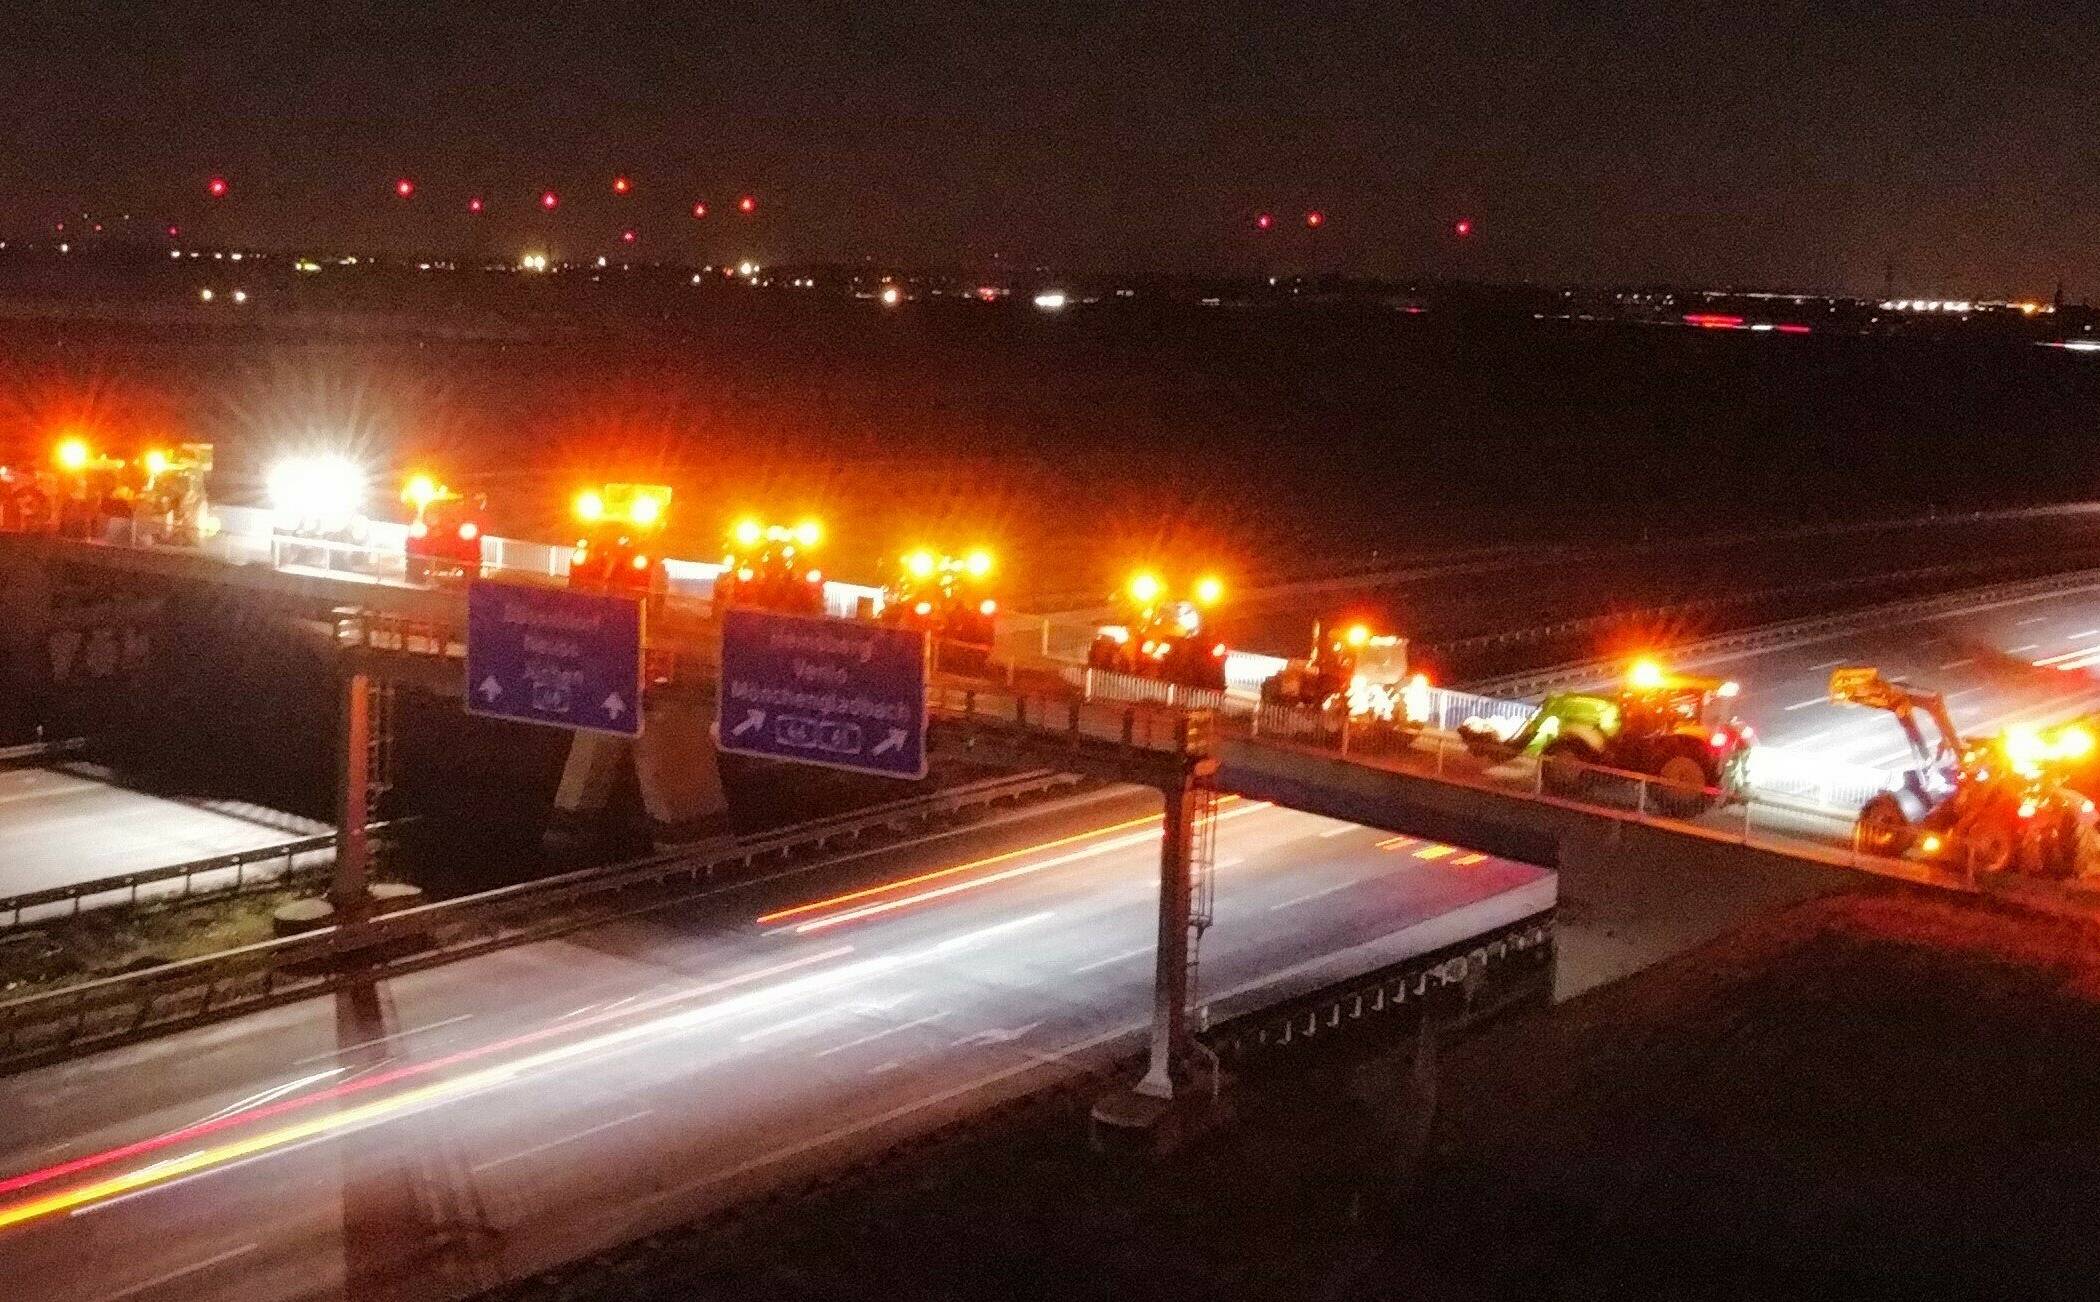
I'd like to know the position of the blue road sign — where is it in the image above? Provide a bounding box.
[718,607,928,779]
[465,581,644,738]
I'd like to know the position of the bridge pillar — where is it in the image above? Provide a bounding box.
[332,671,373,929]
[549,687,731,849]
[633,686,731,844]
[1136,778,1197,1099]
[0,548,51,737]
[1091,751,1227,1155]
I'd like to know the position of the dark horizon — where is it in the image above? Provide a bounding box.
[6,2,2097,298]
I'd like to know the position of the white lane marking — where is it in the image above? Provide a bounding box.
[1268,880,1360,911]
[1782,697,1826,712]
[291,1013,473,1066]
[1939,659,1974,671]
[97,1243,260,1301]
[2012,643,2041,653]
[2018,616,2049,626]
[470,1110,655,1174]
[2075,630,2100,640]
[1317,825,1357,839]
[1806,659,1844,671]
[737,1004,867,1044]
[190,1067,347,1127]
[1069,945,1152,975]
[1216,856,1245,869]
[814,1012,950,1058]
[953,1022,1042,1048]
[867,1060,902,1075]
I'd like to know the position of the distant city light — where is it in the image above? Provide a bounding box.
[519,252,549,272]
[880,285,901,306]
[1032,291,1068,310]
[738,260,756,276]
[198,288,214,302]
[231,289,248,304]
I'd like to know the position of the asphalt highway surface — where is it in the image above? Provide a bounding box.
[0,788,1550,1302]
[0,765,325,905]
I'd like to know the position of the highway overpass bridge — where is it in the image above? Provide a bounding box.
[8,522,2100,1114]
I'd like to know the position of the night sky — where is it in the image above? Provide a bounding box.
[6,2,2096,294]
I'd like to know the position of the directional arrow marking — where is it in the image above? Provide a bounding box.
[603,693,627,719]
[870,727,908,758]
[952,1022,1043,1048]
[730,708,766,738]
[477,676,503,702]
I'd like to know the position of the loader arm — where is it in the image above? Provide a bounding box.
[1829,666,1962,771]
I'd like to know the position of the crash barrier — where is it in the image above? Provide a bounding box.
[1465,565,2100,700]
[0,770,1083,1073]
[0,737,88,768]
[0,829,383,931]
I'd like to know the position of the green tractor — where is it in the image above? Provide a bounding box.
[1458,658,1756,816]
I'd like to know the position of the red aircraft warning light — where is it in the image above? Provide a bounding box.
[1454,218,1474,237]
[612,176,632,195]
[1305,210,1325,228]
[737,194,757,214]
[540,190,560,210]
[467,196,484,214]
[166,225,180,238]
[621,229,637,244]
[206,177,229,199]
[394,178,415,199]
[692,202,708,219]
[1255,212,1274,231]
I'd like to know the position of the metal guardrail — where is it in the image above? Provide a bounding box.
[1462,565,2100,699]
[0,832,353,931]
[0,769,1084,1072]
[0,737,88,768]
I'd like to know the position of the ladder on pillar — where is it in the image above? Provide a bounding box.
[365,681,395,858]
[1185,771,1220,1007]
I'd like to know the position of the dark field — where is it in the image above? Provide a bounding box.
[4,262,2100,616]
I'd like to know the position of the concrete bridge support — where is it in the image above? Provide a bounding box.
[550,685,731,848]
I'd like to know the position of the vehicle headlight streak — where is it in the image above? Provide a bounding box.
[760,799,1268,935]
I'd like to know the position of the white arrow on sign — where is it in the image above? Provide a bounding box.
[870,728,908,758]
[477,676,503,703]
[730,708,766,738]
[603,693,627,720]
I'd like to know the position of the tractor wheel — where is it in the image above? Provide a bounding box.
[1651,751,1717,818]
[1966,820,2018,877]
[1854,795,1914,857]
